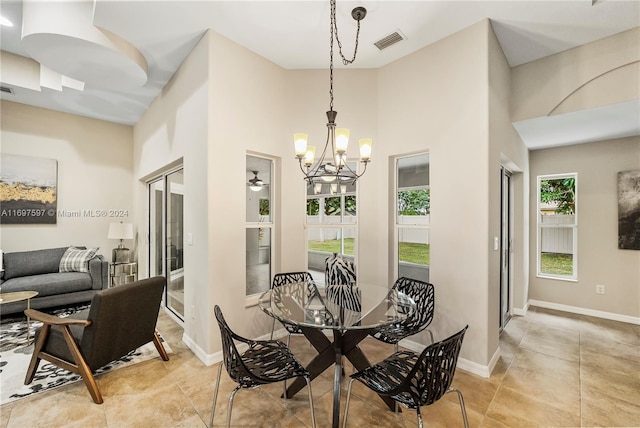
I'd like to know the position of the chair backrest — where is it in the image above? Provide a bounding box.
[392,277,435,336]
[404,325,468,406]
[80,276,166,371]
[214,305,254,384]
[325,253,356,286]
[327,284,362,312]
[272,272,315,290]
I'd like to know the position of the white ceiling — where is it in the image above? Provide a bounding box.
[0,0,639,149]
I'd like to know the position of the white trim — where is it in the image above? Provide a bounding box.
[457,356,492,379]
[183,328,291,367]
[182,332,220,366]
[163,306,184,326]
[512,301,530,316]
[399,338,493,379]
[529,299,640,325]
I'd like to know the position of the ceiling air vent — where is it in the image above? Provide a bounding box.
[0,86,14,95]
[374,31,406,51]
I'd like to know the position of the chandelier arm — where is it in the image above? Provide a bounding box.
[298,159,311,176]
[355,160,369,179]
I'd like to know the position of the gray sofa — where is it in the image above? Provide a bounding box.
[0,247,109,316]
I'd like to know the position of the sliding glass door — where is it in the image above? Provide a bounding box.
[149,167,184,320]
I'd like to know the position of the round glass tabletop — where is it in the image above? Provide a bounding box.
[258,282,415,331]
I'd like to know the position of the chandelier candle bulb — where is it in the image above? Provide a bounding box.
[294,133,309,158]
[335,128,350,154]
[359,138,373,161]
[304,146,316,166]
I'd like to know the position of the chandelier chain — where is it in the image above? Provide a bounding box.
[329,0,362,112]
[330,0,361,66]
[329,0,334,112]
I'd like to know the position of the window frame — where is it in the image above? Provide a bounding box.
[245,154,275,303]
[305,163,359,284]
[394,153,430,282]
[536,172,578,281]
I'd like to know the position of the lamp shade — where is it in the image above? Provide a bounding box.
[108,222,133,240]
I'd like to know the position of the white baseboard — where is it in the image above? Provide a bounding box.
[400,338,493,378]
[512,301,529,316]
[182,327,293,367]
[529,299,640,325]
[182,332,221,366]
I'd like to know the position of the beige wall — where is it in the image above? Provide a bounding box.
[511,25,640,321]
[378,20,497,367]
[133,30,291,357]
[133,32,211,354]
[529,137,640,319]
[488,21,530,352]
[206,30,288,342]
[511,27,640,122]
[0,101,133,257]
[285,68,379,273]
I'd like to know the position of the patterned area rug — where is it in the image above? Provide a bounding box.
[0,305,172,405]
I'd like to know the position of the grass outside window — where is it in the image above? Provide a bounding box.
[308,239,430,265]
[540,253,573,276]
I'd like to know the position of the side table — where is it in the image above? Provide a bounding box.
[0,291,39,343]
[110,261,138,287]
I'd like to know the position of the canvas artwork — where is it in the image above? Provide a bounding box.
[0,154,58,224]
[618,170,640,250]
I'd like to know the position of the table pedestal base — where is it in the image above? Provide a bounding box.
[285,327,398,428]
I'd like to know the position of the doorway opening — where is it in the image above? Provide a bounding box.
[149,167,184,320]
[500,166,513,330]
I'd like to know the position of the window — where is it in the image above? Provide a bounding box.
[306,164,357,284]
[537,173,577,280]
[246,155,273,296]
[395,154,430,282]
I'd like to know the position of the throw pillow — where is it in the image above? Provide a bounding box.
[59,247,99,273]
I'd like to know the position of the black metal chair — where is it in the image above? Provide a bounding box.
[325,253,356,286]
[269,271,317,341]
[343,326,469,428]
[211,305,316,428]
[371,277,435,352]
[326,283,362,313]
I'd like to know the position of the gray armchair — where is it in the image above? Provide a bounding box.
[23,276,169,404]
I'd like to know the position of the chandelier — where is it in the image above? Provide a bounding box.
[293,0,372,188]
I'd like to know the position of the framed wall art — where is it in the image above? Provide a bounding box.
[618,169,640,250]
[0,154,58,224]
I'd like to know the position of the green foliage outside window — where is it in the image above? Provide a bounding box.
[398,189,430,215]
[307,198,319,215]
[259,198,270,216]
[540,178,575,214]
[306,195,356,216]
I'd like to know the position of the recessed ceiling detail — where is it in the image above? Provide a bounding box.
[20,0,147,90]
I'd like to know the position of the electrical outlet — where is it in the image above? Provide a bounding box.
[596,284,605,295]
[191,305,196,319]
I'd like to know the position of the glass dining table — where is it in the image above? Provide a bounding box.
[258,282,415,428]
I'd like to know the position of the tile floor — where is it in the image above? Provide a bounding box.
[1,306,639,427]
